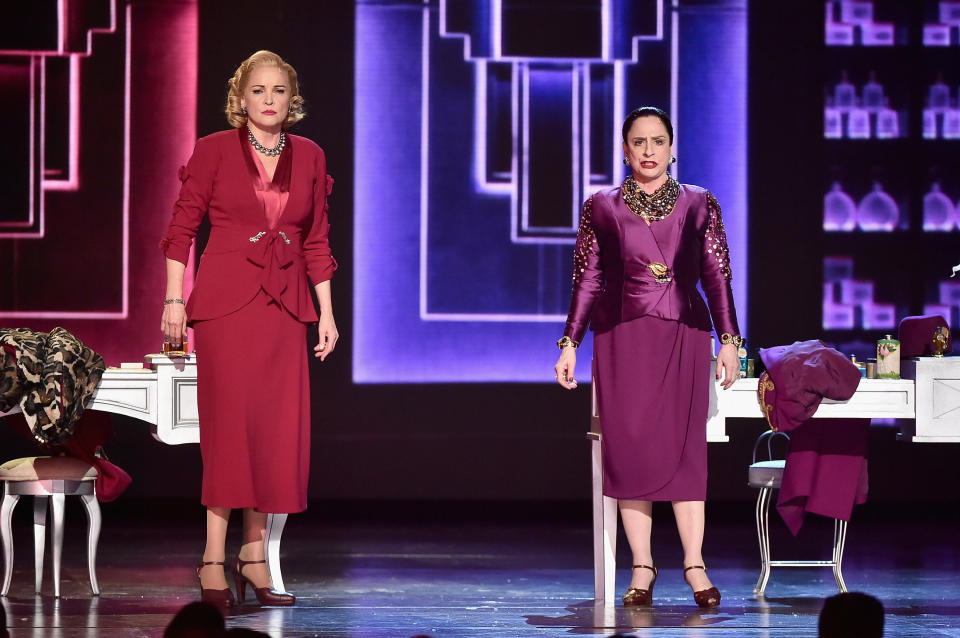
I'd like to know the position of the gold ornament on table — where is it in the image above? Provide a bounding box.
[932,325,950,358]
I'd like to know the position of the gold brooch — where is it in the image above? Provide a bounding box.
[647,262,672,284]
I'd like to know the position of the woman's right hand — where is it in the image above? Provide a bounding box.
[554,347,578,390]
[161,302,188,348]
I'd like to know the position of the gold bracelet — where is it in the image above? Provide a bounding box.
[556,336,579,350]
[720,333,744,348]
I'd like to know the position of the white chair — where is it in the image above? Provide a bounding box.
[748,430,848,595]
[0,456,101,597]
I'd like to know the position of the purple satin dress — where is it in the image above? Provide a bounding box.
[564,179,740,501]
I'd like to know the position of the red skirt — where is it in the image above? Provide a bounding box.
[193,291,310,513]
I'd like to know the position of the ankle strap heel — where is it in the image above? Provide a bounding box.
[622,564,658,607]
[683,565,721,608]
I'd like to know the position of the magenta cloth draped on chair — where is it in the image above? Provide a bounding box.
[757,340,867,535]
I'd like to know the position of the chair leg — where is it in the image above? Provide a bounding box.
[264,513,288,594]
[1,492,21,597]
[49,494,65,598]
[754,487,773,596]
[601,495,617,607]
[33,496,48,595]
[833,519,848,593]
[753,488,764,593]
[79,493,101,595]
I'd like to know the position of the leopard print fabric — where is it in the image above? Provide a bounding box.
[0,327,105,446]
[0,344,19,412]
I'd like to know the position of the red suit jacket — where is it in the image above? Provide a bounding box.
[160,128,336,323]
[564,183,739,342]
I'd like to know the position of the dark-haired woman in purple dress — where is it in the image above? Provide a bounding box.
[554,107,741,608]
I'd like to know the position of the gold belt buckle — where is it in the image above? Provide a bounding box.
[648,262,672,284]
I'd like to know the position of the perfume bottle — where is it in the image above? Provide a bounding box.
[825,1,855,45]
[923,182,955,231]
[847,105,871,138]
[924,108,939,139]
[824,97,843,138]
[875,99,899,138]
[840,1,873,24]
[163,340,189,356]
[834,71,857,109]
[824,182,858,231]
[857,182,899,231]
[861,72,885,109]
[944,108,960,139]
[929,74,951,110]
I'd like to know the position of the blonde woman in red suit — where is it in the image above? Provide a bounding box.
[160,50,338,608]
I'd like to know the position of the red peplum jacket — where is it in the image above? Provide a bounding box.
[160,127,337,324]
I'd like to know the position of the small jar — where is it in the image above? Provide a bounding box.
[866,357,877,379]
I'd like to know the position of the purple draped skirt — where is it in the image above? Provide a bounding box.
[594,315,711,501]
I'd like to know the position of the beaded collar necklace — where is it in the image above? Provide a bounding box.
[621,175,680,223]
[248,127,286,157]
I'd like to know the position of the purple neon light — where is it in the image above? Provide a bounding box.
[354,0,747,381]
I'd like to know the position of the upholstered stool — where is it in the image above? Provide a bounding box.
[0,456,101,597]
[748,431,848,596]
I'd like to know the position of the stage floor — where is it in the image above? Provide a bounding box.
[0,501,958,637]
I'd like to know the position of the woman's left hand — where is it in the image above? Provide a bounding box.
[715,343,739,390]
[314,314,339,360]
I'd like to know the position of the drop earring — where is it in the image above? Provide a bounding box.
[241,106,247,114]
[622,157,629,165]
[670,156,677,164]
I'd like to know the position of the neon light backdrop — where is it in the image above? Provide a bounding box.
[354,0,748,382]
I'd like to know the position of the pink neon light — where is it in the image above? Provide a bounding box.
[0,0,129,319]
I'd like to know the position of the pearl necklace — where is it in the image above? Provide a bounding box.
[248,127,285,157]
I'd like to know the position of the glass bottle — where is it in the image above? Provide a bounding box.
[862,72,885,109]
[834,71,857,109]
[857,182,899,231]
[929,74,951,109]
[923,182,955,231]
[824,182,858,231]
[875,98,899,138]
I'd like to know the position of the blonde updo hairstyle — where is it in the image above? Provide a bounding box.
[225,50,305,129]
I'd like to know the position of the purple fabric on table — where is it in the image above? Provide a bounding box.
[776,418,869,536]
[758,341,862,434]
[758,341,866,535]
[898,314,952,357]
[594,315,710,501]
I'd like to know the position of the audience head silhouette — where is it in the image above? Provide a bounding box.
[819,592,884,638]
[163,602,226,638]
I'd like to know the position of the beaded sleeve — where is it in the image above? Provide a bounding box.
[704,191,732,281]
[699,191,741,342]
[572,196,599,284]
[564,196,604,344]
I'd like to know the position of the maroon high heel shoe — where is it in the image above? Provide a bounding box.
[621,564,658,606]
[231,556,295,606]
[197,560,235,609]
[683,565,721,608]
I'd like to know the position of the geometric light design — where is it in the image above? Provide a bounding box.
[354,0,747,382]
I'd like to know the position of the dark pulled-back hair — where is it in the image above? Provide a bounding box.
[621,106,674,145]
